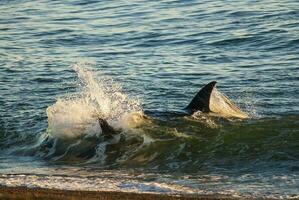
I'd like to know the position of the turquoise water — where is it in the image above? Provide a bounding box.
[0,0,299,198]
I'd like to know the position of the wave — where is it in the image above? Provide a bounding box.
[27,113,299,173]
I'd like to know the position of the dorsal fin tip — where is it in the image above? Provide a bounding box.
[209,81,217,86]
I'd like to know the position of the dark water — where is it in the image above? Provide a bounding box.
[0,0,299,198]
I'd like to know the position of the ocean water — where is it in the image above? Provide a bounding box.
[0,0,299,198]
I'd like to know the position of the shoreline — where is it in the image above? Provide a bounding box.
[0,187,246,200]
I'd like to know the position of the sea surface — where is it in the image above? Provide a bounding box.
[0,0,299,199]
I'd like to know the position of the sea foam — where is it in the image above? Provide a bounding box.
[46,63,143,139]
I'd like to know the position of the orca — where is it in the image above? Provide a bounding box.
[98,118,120,138]
[185,81,249,119]
[97,81,249,136]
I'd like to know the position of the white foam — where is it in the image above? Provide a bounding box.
[0,174,198,195]
[46,63,143,139]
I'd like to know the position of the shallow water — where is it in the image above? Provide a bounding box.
[0,0,299,198]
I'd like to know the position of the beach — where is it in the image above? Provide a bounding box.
[0,187,244,200]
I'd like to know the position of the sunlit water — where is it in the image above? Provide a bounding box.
[0,0,299,199]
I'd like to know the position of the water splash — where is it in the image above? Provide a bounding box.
[209,88,249,119]
[46,63,143,139]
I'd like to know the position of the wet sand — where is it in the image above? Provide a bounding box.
[0,187,244,200]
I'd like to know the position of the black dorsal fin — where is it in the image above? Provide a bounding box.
[98,118,118,139]
[185,81,217,114]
